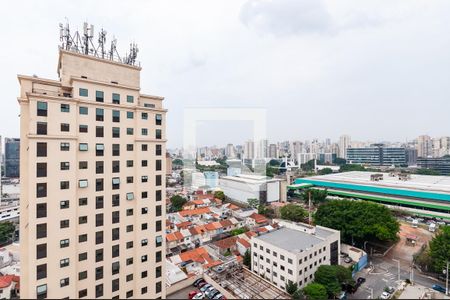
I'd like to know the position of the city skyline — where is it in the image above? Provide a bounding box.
[2,1,450,148]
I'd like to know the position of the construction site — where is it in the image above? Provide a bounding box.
[206,263,290,299]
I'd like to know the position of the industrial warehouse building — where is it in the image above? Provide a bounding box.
[292,171,450,220]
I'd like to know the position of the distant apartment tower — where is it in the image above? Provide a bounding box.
[18,47,166,298]
[225,143,235,158]
[251,220,340,290]
[4,138,20,178]
[347,144,406,166]
[244,140,255,160]
[339,135,351,159]
[417,135,432,158]
[406,148,418,166]
[268,144,278,159]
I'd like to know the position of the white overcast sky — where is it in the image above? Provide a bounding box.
[1,0,450,148]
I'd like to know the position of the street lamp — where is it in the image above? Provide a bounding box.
[392,259,401,281]
[443,260,449,296]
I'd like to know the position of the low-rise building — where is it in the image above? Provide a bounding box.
[251,220,340,291]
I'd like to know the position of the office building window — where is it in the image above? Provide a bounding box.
[126,192,134,200]
[60,181,69,190]
[156,220,162,232]
[37,244,47,259]
[156,175,162,186]
[79,143,88,151]
[96,161,104,174]
[156,251,162,263]
[79,179,88,188]
[112,228,119,240]
[36,203,47,218]
[36,162,47,177]
[112,127,120,138]
[126,160,133,167]
[79,106,88,115]
[142,160,148,167]
[36,183,47,198]
[79,198,88,206]
[37,224,47,239]
[78,216,87,224]
[96,143,104,156]
[79,161,88,169]
[156,129,162,139]
[96,108,104,121]
[60,162,70,170]
[96,179,104,192]
[156,159,162,171]
[127,144,133,151]
[96,91,104,102]
[37,264,47,280]
[127,111,134,119]
[112,244,119,257]
[60,219,70,228]
[60,258,69,268]
[96,231,103,245]
[141,112,148,120]
[96,126,104,137]
[112,194,120,207]
[156,235,162,247]
[126,176,133,183]
[95,249,103,262]
[127,95,134,103]
[142,144,148,151]
[126,127,134,135]
[156,282,162,294]
[61,123,70,132]
[60,142,70,151]
[79,234,87,243]
[36,284,47,299]
[156,190,162,201]
[112,261,120,275]
[60,239,69,248]
[96,196,104,209]
[156,144,162,155]
[79,271,87,281]
[60,104,70,112]
[112,211,120,224]
[79,88,88,97]
[112,144,120,156]
[37,122,47,135]
[112,278,119,292]
[96,284,104,298]
[156,114,162,125]
[37,101,48,116]
[141,128,148,135]
[60,200,69,209]
[37,142,47,157]
[112,160,120,173]
[141,176,148,183]
[156,205,162,217]
[112,93,120,104]
[112,110,120,122]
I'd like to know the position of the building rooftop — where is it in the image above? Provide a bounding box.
[221,174,282,184]
[256,227,324,252]
[300,171,450,194]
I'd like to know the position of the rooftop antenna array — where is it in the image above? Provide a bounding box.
[59,21,139,66]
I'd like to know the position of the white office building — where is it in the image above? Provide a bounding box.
[220,174,282,204]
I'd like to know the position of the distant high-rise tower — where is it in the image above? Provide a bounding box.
[268,144,278,158]
[417,135,432,158]
[339,135,351,159]
[18,39,166,298]
[4,138,20,178]
[244,140,255,159]
[225,143,235,158]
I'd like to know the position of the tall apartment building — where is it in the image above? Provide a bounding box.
[4,138,20,178]
[338,135,351,159]
[251,220,340,291]
[18,48,166,298]
[417,135,432,158]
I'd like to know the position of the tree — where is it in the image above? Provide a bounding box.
[214,190,225,201]
[314,265,353,297]
[301,189,328,205]
[429,226,450,272]
[314,200,400,246]
[230,227,248,236]
[247,198,259,208]
[292,289,305,300]
[416,168,441,176]
[243,250,251,268]
[0,222,15,243]
[318,168,333,175]
[303,283,327,300]
[301,159,316,172]
[339,164,366,172]
[280,204,307,222]
[334,158,347,166]
[286,280,298,295]
[170,195,187,212]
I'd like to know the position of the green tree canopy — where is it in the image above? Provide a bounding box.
[301,189,328,206]
[247,198,259,208]
[339,164,366,172]
[292,289,305,300]
[213,190,225,201]
[416,168,441,176]
[243,249,251,268]
[429,226,450,272]
[280,204,307,222]
[314,200,400,245]
[0,222,15,243]
[286,280,299,295]
[318,168,333,175]
[314,265,353,297]
[230,227,248,236]
[303,283,327,300]
[170,195,187,212]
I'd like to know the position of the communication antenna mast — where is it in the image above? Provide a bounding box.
[124,42,139,65]
[109,37,121,62]
[97,28,107,59]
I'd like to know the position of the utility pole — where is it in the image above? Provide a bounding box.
[445,260,449,296]
[308,191,312,225]
[393,259,401,281]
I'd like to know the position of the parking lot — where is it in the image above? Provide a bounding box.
[167,285,193,299]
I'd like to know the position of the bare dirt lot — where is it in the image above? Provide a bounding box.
[385,222,434,264]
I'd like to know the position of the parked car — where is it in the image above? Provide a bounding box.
[193,278,205,287]
[189,291,199,299]
[432,284,446,294]
[212,293,225,300]
[205,287,217,298]
[380,291,390,299]
[210,290,222,298]
[192,292,206,300]
[385,286,395,294]
[344,257,352,263]
[198,282,208,289]
[200,284,212,293]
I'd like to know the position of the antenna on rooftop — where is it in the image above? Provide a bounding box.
[97,28,107,59]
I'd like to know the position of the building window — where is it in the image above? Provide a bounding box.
[156,190,162,201]
[37,224,47,239]
[156,235,162,247]
[156,175,162,186]
[126,274,133,282]
[112,160,120,173]
[60,104,70,112]
[96,143,104,156]
[127,95,134,103]
[112,144,120,156]
[95,249,103,262]
[127,290,133,298]
[156,205,162,217]
[141,287,148,295]
[156,129,162,139]
[156,220,162,232]
[141,176,148,183]
[96,161,104,174]
[112,93,120,104]
[156,114,162,125]
[79,179,88,188]
[61,123,70,132]
[96,90,104,102]
[36,203,47,218]
[112,211,120,223]
[141,112,148,120]
[60,239,69,248]
[112,110,120,122]
[96,126,104,137]
[60,219,70,228]
[37,122,47,135]
[112,228,119,240]
[79,143,88,151]
[126,192,134,200]
[127,111,134,119]
[112,244,119,257]
[60,142,70,151]
[141,239,148,246]
[96,108,104,121]
[96,284,104,298]
[142,160,148,167]
[37,244,47,259]
[78,272,87,281]
[127,242,133,249]
[126,128,134,135]
[112,194,120,207]
[126,209,134,216]
[142,144,148,151]
[96,231,104,245]
[79,88,88,97]
[37,142,47,157]
[141,128,148,135]
[37,264,47,280]
[60,258,70,268]
[79,124,88,133]
[156,144,162,155]
[156,159,162,171]
[60,181,69,189]
[79,234,87,242]
[156,251,162,262]
[127,160,133,167]
[96,196,104,209]
[36,183,47,198]
[79,198,88,206]
[37,101,48,116]
[156,282,162,294]
[79,161,88,169]
[112,278,119,292]
[60,162,70,170]
[127,144,134,151]
[127,225,133,233]
[79,106,88,115]
[36,162,47,177]
[126,176,133,183]
[112,261,120,275]
[60,200,69,209]
[96,179,104,192]
[36,284,47,299]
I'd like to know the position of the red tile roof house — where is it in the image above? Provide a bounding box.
[236,238,251,256]
[0,275,19,299]
[212,236,238,256]
[246,213,269,228]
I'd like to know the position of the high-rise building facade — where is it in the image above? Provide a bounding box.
[4,138,20,178]
[417,135,432,158]
[346,144,406,166]
[18,49,166,299]
[338,135,351,159]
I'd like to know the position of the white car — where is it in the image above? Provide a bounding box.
[380,291,390,299]
[192,293,205,299]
